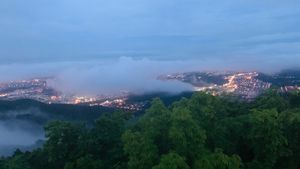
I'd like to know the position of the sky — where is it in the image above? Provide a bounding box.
[0,0,300,93]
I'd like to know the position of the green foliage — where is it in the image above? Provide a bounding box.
[254,90,289,112]
[123,131,159,169]
[168,107,206,162]
[277,109,300,169]
[248,109,288,169]
[44,121,84,169]
[84,112,127,168]
[3,153,30,169]
[2,91,300,169]
[194,149,241,169]
[63,155,102,169]
[287,92,300,108]
[152,152,190,169]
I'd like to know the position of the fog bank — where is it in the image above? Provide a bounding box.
[0,57,299,95]
[0,109,45,156]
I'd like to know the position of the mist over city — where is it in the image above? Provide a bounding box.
[1,0,300,168]
[0,56,299,96]
[1,0,300,97]
[1,1,300,96]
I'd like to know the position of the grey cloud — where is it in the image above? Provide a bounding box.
[1,0,300,62]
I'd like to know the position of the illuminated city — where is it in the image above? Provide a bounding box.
[1,70,300,108]
[159,71,299,100]
[0,78,144,110]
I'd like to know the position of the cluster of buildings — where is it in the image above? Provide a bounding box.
[2,71,300,109]
[160,71,276,100]
[0,79,61,103]
[89,99,145,111]
[280,86,300,93]
[0,78,145,111]
[222,72,271,100]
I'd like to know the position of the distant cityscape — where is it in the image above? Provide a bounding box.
[0,70,300,109]
[0,78,144,111]
[159,70,300,100]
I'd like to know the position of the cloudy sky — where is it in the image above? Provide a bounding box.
[1,0,300,62]
[0,0,300,93]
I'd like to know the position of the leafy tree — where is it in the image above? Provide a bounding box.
[84,113,127,168]
[254,90,289,112]
[152,153,190,169]
[169,107,206,165]
[194,149,241,169]
[248,109,288,169]
[5,154,31,169]
[276,109,300,169]
[63,155,102,169]
[287,92,300,108]
[0,158,6,169]
[122,131,159,169]
[26,147,51,169]
[177,93,229,150]
[139,98,173,155]
[44,121,84,169]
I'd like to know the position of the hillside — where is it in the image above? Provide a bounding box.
[0,99,119,156]
[0,99,117,124]
[1,91,300,169]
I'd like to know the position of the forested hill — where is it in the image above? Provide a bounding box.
[0,99,116,124]
[0,92,194,125]
[1,91,300,169]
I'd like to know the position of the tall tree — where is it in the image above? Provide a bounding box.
[152,153,190,169]
[44,121,84,169]
[248,109,288,169]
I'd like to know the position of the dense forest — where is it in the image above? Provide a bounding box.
[1,90,300,169]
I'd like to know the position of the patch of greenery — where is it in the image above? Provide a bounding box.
[2,91,300,169]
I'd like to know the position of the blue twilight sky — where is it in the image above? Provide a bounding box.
[1,0,300,64]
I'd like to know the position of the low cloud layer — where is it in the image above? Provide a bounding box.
[0,109,45,156]
[0,56,299,96]
[48,57,196,95]
[0,121,43,146]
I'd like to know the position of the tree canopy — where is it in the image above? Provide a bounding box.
[1,91,300,169]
